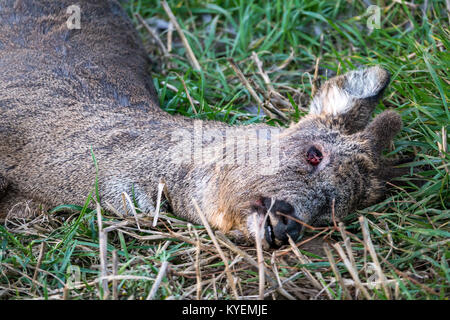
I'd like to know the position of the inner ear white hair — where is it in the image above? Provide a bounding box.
[309,83,353,116]
[309,65,390,116]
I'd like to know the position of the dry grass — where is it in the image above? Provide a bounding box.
[1,193,445,300]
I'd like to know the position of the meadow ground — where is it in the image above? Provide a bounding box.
[0,0,448,300]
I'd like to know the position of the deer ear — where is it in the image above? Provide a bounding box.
[363,110,402,155]
[309,66,390,134]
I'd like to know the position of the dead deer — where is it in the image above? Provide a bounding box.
[0,0,405,248]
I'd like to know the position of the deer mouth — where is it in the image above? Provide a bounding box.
[252,197,303,248]
[264,217,276,248]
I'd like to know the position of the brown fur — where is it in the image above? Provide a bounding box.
[0,0,405,247]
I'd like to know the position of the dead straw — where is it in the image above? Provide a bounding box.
[359,216,391,299]
[96,202,109,299]
[332,242,371,299]
[253,213,265,300]
[153,179,166,227]
[134,13,168,56]
[161,0,201,71]
[146,261,170,300]
[192,198,240,299]
[228,58,288,121]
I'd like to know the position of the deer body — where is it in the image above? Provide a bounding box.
[0,0,403,247]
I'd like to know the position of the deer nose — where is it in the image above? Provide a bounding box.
[258,197,302,248]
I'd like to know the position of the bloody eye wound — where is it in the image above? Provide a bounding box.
[306,146,323,166]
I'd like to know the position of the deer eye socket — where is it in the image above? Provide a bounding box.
[306,146,323,166]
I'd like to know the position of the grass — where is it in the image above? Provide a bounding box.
[0,0,448,300]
